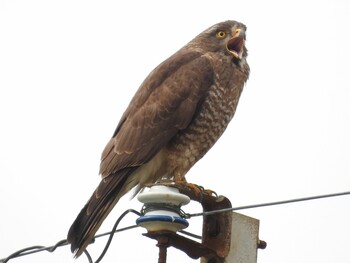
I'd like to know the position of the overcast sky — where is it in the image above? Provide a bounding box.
[1,1,350,262]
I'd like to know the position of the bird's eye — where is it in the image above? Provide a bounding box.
[216,31,226,39]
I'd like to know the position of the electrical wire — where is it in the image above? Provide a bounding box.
[0,210,141,263]
[186,190,350,218]
[1,190,349,262]
[94,209,141,263]
[0,240,69,263]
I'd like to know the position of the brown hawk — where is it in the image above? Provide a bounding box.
[67,20,249,256]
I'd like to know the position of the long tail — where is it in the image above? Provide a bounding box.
[67,167,138,257]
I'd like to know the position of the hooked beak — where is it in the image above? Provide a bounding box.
[226,28,245,59]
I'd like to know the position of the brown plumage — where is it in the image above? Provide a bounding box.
[67,20,250,256]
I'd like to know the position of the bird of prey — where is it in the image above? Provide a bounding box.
[67,20,249,256]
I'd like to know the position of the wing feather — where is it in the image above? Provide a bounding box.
[100,51,214,177]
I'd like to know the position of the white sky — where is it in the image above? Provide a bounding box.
[1,1,350,262]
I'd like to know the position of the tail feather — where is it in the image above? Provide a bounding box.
[67,167,137,257]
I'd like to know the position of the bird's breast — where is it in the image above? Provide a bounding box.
[164,63,245,178]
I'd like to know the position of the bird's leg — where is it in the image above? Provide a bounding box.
[144,174,217,203]
[172,173,217,202]
[173,172,188,185]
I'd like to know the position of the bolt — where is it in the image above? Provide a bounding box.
[257,239,267,249]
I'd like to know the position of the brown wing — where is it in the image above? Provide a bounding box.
[100,50,214,177]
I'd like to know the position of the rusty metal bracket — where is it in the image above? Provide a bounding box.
[142,183,233,262]
[144,231,218,260]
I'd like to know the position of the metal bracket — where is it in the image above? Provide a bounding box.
[142,183,233,262]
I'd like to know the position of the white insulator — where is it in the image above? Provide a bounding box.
[136,185,190,232]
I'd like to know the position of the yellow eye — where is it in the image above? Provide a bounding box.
[216,31,226,39]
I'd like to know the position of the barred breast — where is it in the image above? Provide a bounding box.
[164,54,247,179]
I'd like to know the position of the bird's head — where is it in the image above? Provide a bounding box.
[189,20,248,65]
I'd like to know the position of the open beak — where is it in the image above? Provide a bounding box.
[226,29,245,59]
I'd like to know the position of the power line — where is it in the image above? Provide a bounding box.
[0,210,141,263]
[187,190,350,218]
[1,190,350,262]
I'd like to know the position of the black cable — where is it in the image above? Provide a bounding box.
[178,230,202,240]
[0,211,141,263]
[94,224,139,240]
[1,246,45,263]
[83,249,93,263]
[94,209,141,263]
[0,239,68,263]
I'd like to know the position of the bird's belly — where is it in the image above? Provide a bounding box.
[164,82,242,178]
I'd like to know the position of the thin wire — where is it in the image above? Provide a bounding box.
[187,190,350,218]
[0,212,141,263]
[94,209,141,263]
[83,250,93,263]
[0,240,68,263]
[94,224,139,239]
[178,230,202,240]
[1,190,350,262]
